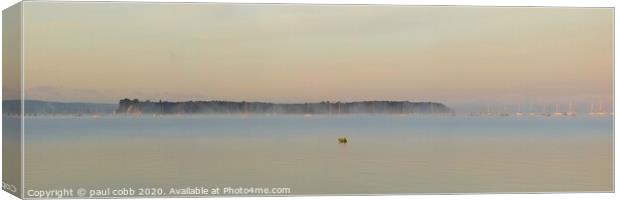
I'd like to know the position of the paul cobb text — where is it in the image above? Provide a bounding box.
[86,187,213,197]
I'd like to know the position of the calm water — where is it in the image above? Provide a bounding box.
[23,115,613,195]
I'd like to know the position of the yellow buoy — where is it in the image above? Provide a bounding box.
[338,137,348,144]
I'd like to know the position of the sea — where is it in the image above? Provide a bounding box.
[21,115,613,195]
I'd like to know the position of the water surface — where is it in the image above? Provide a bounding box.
[24,115,613,194]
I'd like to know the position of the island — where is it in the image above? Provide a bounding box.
[116,99,452,115]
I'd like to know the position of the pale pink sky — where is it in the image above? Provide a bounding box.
[17,2,613,108]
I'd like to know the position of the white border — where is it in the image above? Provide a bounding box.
[6,0,618,7]
[1,1,617,200]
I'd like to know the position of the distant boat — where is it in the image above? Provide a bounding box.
[589,103,596,116]
[595,102,608,116]
[540,104,550,116]
[515,104,524,116]
[553,103,563,116]
[566,101,577,116]
[589,102,609,117]
[338,137,348,144]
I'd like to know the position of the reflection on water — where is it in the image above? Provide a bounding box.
[24,115,612,194]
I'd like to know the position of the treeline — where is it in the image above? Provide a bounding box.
[116,99,452,115]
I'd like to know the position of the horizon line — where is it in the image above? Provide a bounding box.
[4,99,447,105]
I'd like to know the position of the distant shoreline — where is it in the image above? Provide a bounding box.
[116,99,452,115]
[2,99,452,115]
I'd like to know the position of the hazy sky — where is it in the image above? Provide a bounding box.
[20,2,613,109]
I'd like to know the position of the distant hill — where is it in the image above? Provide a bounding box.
[3,100,116,115]
[116,99,452,115]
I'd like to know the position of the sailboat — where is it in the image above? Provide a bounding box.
[589,103,596,116]
[540,104,551,117]
[515,104,524,116]
[553,103,563,116]
[528,103,536,116]
[595,102,607,116]
[566,101,577,116]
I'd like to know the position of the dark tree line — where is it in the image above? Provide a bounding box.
[116,98,452,115]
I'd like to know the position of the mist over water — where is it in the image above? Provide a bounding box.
[24,115,612,194]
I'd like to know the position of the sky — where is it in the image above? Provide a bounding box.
[16,2,613,111]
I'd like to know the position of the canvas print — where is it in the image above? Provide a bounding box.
[2,1,614,198]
